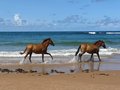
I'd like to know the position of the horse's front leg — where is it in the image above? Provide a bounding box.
[42,54,44,62]
[96,52,101,61]
[45,52,53,60]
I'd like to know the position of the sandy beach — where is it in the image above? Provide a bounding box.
[0,62,119,90]
[0,70,120,90]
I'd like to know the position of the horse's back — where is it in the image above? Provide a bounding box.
[81,44,98,53]
[26,44,33,49]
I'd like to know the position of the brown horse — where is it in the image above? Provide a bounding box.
[75,40,106,62]
[20,38,54,63]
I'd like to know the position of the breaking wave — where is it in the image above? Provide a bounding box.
[0,47,119,57]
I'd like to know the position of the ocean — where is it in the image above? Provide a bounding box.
[0,31,120,57]
[0,31,120,71]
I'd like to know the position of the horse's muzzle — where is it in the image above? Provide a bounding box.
[52,43,55,46]
[103,44,106,48]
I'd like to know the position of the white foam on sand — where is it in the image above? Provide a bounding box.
[19,59,25,64]
[69,56,78,63]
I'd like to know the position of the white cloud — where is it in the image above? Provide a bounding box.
[91,0,107,3]
[0,18,4,22]
[67,0,80,4]
[14,14,22,26]
[95,16,120,27]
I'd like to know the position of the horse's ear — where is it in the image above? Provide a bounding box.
[100,40,104,42]
[47,38,51,40]
[99,40,104,42]
[48,38,52,40]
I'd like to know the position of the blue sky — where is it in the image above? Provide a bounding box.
[0,0,120,31]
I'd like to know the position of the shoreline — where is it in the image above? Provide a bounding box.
[0,60,120,74]
[0,54,119,73]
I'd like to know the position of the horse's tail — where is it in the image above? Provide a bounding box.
[20,47,27,55]
[75,45,81,56]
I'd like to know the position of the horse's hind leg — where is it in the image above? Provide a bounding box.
[24,52,29,60]
[78,52,85,62]
[29,53,32,63]
[90,53,94,61]
[20,53,29,64]
[78,54,82,62]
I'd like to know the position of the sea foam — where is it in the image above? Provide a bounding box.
[69,56,78,63]
[0,47,119,58]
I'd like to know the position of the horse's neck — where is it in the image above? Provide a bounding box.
[94,43,101,47]
[42,41,49,48]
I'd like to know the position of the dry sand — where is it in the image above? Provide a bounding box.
[0,67,120,90]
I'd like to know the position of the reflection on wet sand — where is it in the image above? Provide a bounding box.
[1,60,120,75]
[0,62,101,75]
[30,62,101,74]
[70,61,101,73]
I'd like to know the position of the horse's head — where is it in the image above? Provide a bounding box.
[42,38,55,46]
[94,40,106,48]
[49,38,55,46]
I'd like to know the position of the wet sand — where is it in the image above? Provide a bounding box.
[0,62,119,90]
[0,55,120,90]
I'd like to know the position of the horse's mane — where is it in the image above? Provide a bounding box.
[42,38,51,44]
[94,40,103,45]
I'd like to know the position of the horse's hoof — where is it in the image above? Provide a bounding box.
[78,61,82,63]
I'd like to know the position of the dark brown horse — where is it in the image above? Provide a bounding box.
[75,40,106,62]
[20,38,54,64]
